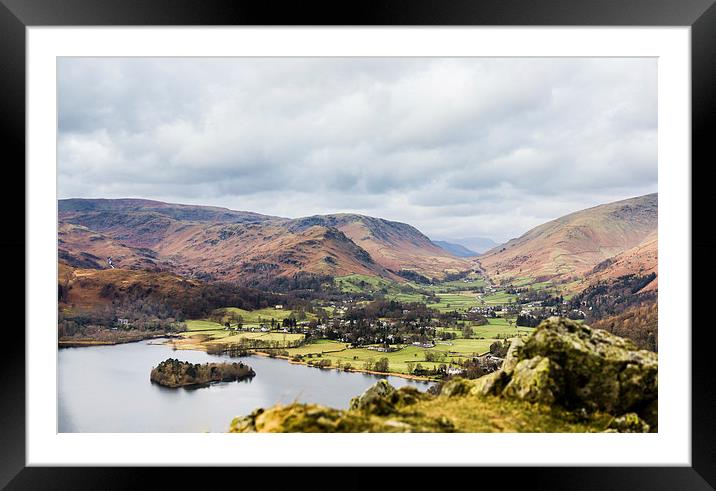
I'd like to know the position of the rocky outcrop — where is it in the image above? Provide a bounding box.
[229,317,658,433]
[348,380,425,415]
[150,358,255,388]
[473,317,657,430]
[231,383,453,433]
[230,402,455,433]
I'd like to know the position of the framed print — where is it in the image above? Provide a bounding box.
[3,0,715,488]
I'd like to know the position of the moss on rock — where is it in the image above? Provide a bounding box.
[229,400,455,433]
[349,379,426,415]
[440,377,473,397]
[471,370,510,397]
[502,336,524,373]
[502,356,562,405]
[517,317,657,424]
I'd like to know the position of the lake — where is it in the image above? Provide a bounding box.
[58,339,431,432]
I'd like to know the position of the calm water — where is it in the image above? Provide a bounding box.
[58,339,430,432]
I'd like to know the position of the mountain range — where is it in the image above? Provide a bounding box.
[58,199,471,285]
[58,193,657,290]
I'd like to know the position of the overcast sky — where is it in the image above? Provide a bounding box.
[58,57,656,243]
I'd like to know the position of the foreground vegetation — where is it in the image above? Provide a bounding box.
[231,390,613,433]
[231,318,657,433]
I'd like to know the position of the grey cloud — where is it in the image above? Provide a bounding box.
[58,57,657,243]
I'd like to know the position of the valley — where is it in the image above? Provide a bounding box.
[51,57,663,437]
[57,194,659,431]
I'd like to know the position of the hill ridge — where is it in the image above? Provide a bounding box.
[479,193,657,284]
[59,198,470,283]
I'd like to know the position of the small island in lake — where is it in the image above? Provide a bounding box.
[150,358,255,388]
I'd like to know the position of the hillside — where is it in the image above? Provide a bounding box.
[154,221,392,283]
[288,214,470,278]
[58,222,162,270]
[581,230,658,292]
[478,194,657,284]
[591,302,658,352]
[57,263,283,319]
[58,263,202,313]
[59,199,470,284]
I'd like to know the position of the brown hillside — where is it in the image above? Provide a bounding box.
[580,230,658,293]
[58,263,284,320]
[59,199,470,283]
[58,223,162,270]
[287,214,471,279]
[479,194,657,284]
[151,222,392,282]
[58,264,202,313]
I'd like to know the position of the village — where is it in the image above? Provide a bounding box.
[166,272,589,380]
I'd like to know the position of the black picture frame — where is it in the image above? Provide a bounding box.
[2,0,713,488]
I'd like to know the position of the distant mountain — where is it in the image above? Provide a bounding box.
[58,199,471,284]
[478,194,657,284]
[446,237,499,254]
[432,240,479,258]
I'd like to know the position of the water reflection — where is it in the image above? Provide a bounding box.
[58,339,430,432]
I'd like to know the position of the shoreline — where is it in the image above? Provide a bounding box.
[252,350,436,382]
[164,339,435,382]
[59,332,179,348]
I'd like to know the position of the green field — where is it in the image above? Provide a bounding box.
[430,338,494,356]
[334,274,397,294]
[185,319,224,331]
[429,293,482,312]
[186,306,315,332]
[285,340,349,355]
[508,276,536,287]
[335,274,432,304]
[311,344,437,374]
[426,288,521,312]
[421,273,487,292]
[439,317,534,338]
[480,291,518,305]
[180,327,304,343]
[300,339,500,375]
[214,306,316,326]
[384,292,428,303]
[206,331,304,346]
[333,274,523,314]
[475,317,533,337]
